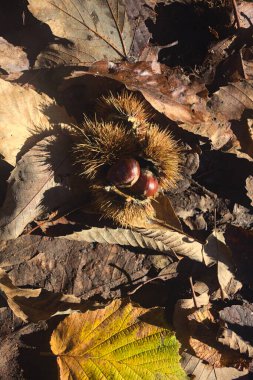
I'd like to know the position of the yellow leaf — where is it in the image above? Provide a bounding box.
[51,299,187,379]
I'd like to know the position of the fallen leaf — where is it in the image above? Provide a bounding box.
[0,37,29,74]
[0,269,86,322]
[219,328,253,358]
[220,304,253,328]
[174,302,248,370]
[69,60,210,125]
[0,310,47,380]
[51,299,187,379]
[246,175,253,205]
[206,232,242,299]
[181,351,249,379]
[189,338,224,367]
[67,61,236,149]
[210,81,253,121]
[0,78,72,166]
[28,0,152,67]
[0,235,161,301]
[238,2,253,28]
[60,225,242,299]
[0,133,87,241]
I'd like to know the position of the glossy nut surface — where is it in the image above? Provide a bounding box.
[107,158,140,187]
[131,169,159,197]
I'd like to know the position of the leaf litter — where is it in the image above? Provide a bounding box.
[0,0,253,379]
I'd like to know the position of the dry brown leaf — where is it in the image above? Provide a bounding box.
[190,338,223,367]
[0,134,87,241]
[151,194,182,231]
[238,2,253,28]
[181,352,249,379]
[69,60,210,125]
[0,37,29,74]
[28,0,151,67]
[62,226,241,298]
[246,175,253,206]
[0,78,72,166]
[211,81,253,121]
[67,61,235,149]
[206,232,242,299]
[0,269,85,322]
[219,328,253,358]
[174,302,249,371]
[0,235,161,302]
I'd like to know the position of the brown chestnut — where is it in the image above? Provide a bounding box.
[131,169,159,197]
[107,158,140,187]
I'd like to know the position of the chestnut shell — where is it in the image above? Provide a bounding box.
[107,158,140,187]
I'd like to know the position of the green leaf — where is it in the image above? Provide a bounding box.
[50,299,187,379]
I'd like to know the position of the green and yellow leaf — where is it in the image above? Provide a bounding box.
[50,299,187,379]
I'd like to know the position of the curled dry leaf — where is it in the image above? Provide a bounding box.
[0,269,84,322]
[50,299,187,379]
[0,78,72,166]
[28,0,152,67]
[0,37,29,74]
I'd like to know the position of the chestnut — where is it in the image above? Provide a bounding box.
[107,158,140,187]
[131,169,159,197]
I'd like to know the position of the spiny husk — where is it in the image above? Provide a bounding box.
[140,124,182,190]
[72,95,182,227]
[72,118,139,180]
[97,91,152,129]
[94,188,155,227]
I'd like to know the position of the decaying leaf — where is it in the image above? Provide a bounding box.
[0,78,72,166]
[0,235,163,302]
[0,37,29,74]
[0,269,86,322]
[28,0,151,67]
[0,307,47,380]
[51,299,187,379]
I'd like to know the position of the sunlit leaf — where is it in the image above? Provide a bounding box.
[51,299,187,379]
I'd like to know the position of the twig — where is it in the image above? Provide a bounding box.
[189,276,198,309]
[232,0,241,29]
